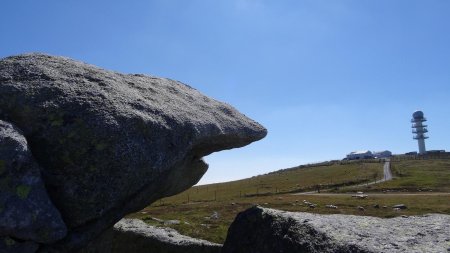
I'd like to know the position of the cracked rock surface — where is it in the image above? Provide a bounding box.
[222,206,450,253]
[0,53,266,252]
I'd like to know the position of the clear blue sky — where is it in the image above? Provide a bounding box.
[1,0,449,184]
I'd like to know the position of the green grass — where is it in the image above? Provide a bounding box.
[129,158,450,244]
[352,159,450,192]
[154,160,384,205]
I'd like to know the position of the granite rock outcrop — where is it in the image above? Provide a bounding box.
[0,53,266,252]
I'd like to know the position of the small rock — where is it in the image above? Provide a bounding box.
[211,212,220,220]
[392,204,407,209]
[373,204,380,209]
[151,217,164,223]
[164,220,180,225]
[352,194,368,199]
[325,205,338,209]
[357,206,365,211]
[200,224,210,228]
[303,200,313,205]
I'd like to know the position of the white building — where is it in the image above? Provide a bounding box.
[346,150,374,160]
[372,150,392,158]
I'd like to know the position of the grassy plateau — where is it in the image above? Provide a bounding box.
[128,157,450,244]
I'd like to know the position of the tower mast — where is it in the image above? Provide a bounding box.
[411,110,428,155]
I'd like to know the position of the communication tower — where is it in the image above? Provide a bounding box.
[411,110,428,154]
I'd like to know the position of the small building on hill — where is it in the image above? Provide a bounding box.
[426,150,446,154]
[372,150,392,158]
[346,150,374,160]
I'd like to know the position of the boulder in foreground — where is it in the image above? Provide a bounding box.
[222,206,450,253]
[0,53,266,252]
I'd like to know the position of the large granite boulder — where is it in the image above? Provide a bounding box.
[222,206,450,253]
[0,53,266,252]
[81,218,222,253]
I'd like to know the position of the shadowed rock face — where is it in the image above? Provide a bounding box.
[0,121,67,245]
[222,206,450,253]
[0,53,267,252]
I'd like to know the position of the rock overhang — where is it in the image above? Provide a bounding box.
[0,53,266,252]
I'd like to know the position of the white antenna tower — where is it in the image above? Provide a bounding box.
[411,110,428,154]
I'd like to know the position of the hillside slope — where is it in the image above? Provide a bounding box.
[129,158,450,244]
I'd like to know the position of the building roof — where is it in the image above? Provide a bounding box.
[373,150,391,154]
[348,150,372,155]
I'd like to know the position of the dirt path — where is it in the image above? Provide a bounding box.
[383,159,392,181]
[347,159,392,188]
[294,159,393,195]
